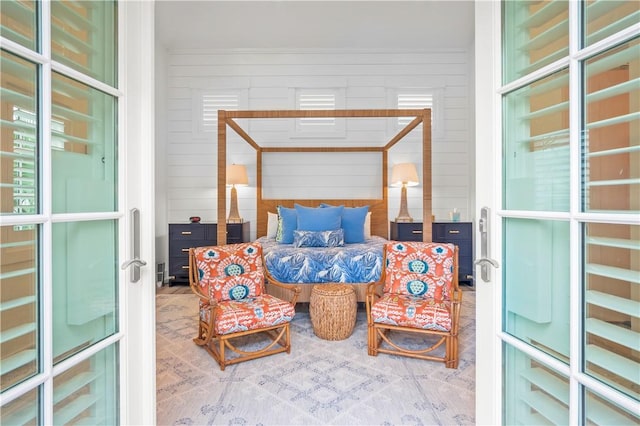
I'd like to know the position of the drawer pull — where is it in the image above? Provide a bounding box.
[181,266,189,270]
[181,231,192,235]
[448,230,460,234]
[411,230,423,234]
[181,248,189,252]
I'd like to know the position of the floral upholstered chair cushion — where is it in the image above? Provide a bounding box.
[199,294,296,335]
[371,241,457,332]
[383,241,456,301]
[194,243,264,301]
[193,242,296,336]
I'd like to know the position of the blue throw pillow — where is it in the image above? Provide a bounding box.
[320,203,369,243]
[292,229,344,248]
[276,205,297,244]
[294,204,343,232]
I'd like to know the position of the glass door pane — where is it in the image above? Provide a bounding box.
[51,1,117,86]
[503,344,569,425]
[502,0,569,83]
[51,72,117,214]
[0,1,38,51]
[52,220,117,362]
[503,218,570,360]
[583,223,639,399]
[583,37,640,214]
[0,50,38,216]
[584,1,640,47]
[0,387,39,424]
[503,70,570,212]
[53,345,118,424]
[584,388,640,425]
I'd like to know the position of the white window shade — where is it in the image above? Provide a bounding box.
[193,90,247,138]
[390,88,444,138]
[298,93,336,126]
[290,88,346,138]
[398,93,434,125]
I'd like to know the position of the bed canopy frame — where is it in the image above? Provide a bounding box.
[216,108,432,244]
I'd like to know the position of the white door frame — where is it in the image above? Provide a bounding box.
[119,1,156,424]
[474,1,502,424]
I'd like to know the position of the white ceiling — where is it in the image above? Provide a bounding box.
[155,0,475,50]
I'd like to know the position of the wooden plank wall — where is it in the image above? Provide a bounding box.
[156,48,472,252]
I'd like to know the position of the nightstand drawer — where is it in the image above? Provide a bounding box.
[169,223,213,240]
[169,239,215,257]
[390,221,423,241]
[168,256,191,280]
[432,222,472,241]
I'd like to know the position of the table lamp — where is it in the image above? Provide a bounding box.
[391,162,419,222]
[226,164,248,223]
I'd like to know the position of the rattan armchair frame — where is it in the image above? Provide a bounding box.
[189,247,301,370]
[365,245,463,368]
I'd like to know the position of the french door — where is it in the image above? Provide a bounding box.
[0,1,155,424]
[475,1,639,424]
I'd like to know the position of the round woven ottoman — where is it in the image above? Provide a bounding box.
[309,284,357,340]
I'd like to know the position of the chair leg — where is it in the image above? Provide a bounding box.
[285,324,291,354]
[445,335,458,369]
[194,321,210,346]
[219,338,226,371]
[367,325,379,356]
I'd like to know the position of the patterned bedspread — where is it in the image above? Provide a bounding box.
[257,236,386,284]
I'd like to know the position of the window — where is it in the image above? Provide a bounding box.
[193,90,247,137]
[389,88,443,138]
[289,88,346,138]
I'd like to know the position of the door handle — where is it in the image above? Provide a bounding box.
[474,257,499,268]
[476,206,499,282]
[120,208,146,282]
[121,258,147,270]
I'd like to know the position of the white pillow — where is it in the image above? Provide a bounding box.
[364,211,371,239]
[267,211,279,238]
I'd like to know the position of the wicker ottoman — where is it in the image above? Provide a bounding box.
[309,284,357,340]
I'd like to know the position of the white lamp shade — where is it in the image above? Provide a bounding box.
[226,164,248,186]
[391,163,419,187]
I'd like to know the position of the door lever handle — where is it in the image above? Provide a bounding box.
[121,258,147,270]
[474,257,500,268]
[123,208,145,282]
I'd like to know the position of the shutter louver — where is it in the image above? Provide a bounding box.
[201,94,240,133]
[298,93,335,126]
[398,93,433,126]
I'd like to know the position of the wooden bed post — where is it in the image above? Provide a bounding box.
[422,108,432,242]
[257,146,263,230]
[218,110,227,244]
[382,150,388,239]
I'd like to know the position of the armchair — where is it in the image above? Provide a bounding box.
[366,241,462,368]
[189,242,300,370]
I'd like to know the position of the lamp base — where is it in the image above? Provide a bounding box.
[394,216,414,223]
[395,184,413,223]
[227,185,244,224]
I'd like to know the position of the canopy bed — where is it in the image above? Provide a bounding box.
[216,108,432,301]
